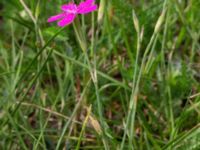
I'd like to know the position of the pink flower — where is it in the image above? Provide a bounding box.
[47,0,98,27]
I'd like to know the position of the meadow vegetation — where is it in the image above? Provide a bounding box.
[0,0,200,149]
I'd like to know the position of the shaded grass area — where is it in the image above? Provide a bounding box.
[0,0,200,149]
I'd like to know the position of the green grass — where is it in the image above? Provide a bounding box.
[0,0,200,149]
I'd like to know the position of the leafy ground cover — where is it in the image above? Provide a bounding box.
[0,0,200,149]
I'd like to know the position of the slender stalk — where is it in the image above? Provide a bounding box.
[120,12,142,150]
[68,18,110,149]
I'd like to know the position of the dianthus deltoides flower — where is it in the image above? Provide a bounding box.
[48,0,98,27]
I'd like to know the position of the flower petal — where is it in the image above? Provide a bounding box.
[77,0,97,14]
[61,3,77,14]
[57,14,76,27]
[47,13,65,22]
[77,5,97,14]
